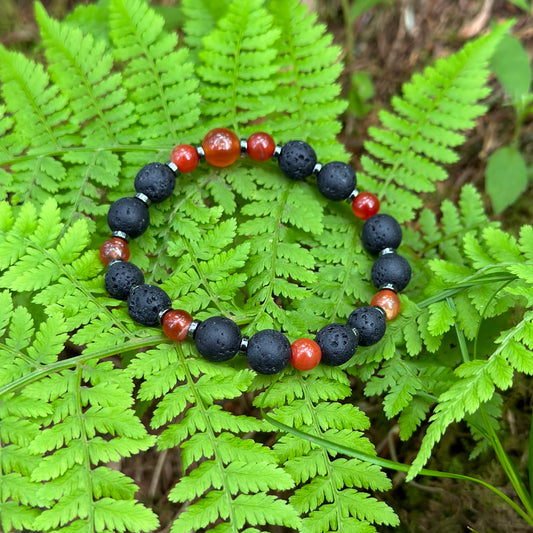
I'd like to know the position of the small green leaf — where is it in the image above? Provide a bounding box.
[485,146,528,213]
[491,33,532,103]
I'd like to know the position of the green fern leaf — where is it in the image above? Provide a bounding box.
[109,0,201,144]
[360,22,511,221]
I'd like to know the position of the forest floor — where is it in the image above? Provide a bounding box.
[1,1,533,532]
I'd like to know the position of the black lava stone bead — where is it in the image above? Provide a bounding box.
[246,329,291,375]
[347,306,386,347]
[134,162,176,204]
[277,140,317,180]
[317,161,356,201]
[127,284,171,327]
[104,261,144,300]
[371,252,411,291]
[361,214,402,255]
[314,323,358,366]
[107,197,150,239]
[194,316,242,362]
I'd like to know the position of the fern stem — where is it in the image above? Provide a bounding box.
[262,407,533,528]
[327,223,359,324]
[299,372,344,528]
[248,181,293,332]
[75,362,96,530]
[0,335,163,397]
[178,347,240,532]
[480,405,533,519]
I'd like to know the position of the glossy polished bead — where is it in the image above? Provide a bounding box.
[194,316,242,362]
[104,260,144,300]
[134,163,176,204]
[170,144,199,173]
[277,140,317,180]
[346,306,386,346]
[99,237,130,265]
[290,338,322,371]
[317,162,356,201]
[107,197,150,239]
[371,252,411,291]
[162,309,193,341]
[352,192,380,219]
[202,128,241,167]
[371,289,401,320]
[247,329,291,375]
[127,284,172,327]
[247,132,276,161]
[361,213,402,255]
[314,323,358,366]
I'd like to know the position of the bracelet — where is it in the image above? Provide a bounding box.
[99,128,411,374]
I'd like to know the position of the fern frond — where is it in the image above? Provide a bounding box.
[197,0,280,131]
[35,1,135,144]
[255,368,397,532]
[0,47,70,204]
[181,0,232,60]
[109,0,201,144]
[126,342,301,532]
[359,23,511,221]
[407,224,533,480]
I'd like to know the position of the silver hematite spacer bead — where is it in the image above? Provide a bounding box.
[188,320,201,339]
[379,247,396,256]
[240,139,248,154]
[350,327,360,342]
[135,192,151,207]
[158,307,171,324]
[196,146,205,160]
[379,283,397,291]
[272,144,282,160]
[239,336,249,353]
[312,162,323,176]
[107,258,124,268]
[112,230,129,241]
[346,188,360,203]
[373,305,387,319]
[166,161,178,173]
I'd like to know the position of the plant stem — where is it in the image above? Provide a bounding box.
[480,405,533,518]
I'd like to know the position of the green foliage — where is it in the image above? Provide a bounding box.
[486,32,533,213]
[1,0,532,531]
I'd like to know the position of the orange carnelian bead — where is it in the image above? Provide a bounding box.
[161,309,194,341]
[247,132,276,161]
[170,144,199,173]
[290,338,322,371]
[99,237,130,265]
[371,289,401,321]
[202,128,241,167]
[351,192,380,220]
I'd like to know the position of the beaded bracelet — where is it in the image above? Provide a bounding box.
[99,128,411,375]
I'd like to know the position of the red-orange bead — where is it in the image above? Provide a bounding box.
[202,128,241,167]
[371,289,401,321]
[351,192,380,220]
[290,338,322,371]
[170,144,199,173]
[99,237,130,265]
[247,132,276,161]
[162,309,194,341]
